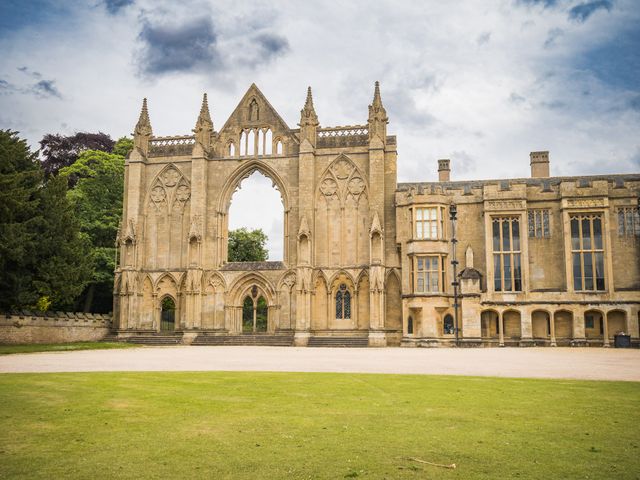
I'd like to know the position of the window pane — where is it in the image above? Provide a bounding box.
[416,209,423,220]
[543,211,550,237]
[417,273,424,292]
[535,212,541,237]
[618,210,625,235]
[502,220,510,251]
[429,208,436,220]
[493,220,500,251]
[416,222,423,238]
[430,257,438,270]
[417,258,424,270]
[528,212,535,237]
[514,254,522,291]
[430,271,439,292]
[573,252,582,290]
[344,291,351,319]
[512,219,520,251]
[504,254,512,291]
[571,218,580,250]
[583,252,593,290]
[593,217,602,249]
[336,291,343,318]
[494,254,502,291]
[595,252,605,290]
[430,222,437,239]
[582,218,591,250]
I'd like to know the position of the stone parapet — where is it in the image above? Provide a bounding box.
[0,312,112,344]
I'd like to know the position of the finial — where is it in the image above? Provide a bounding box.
[300,85,319,127]
[372,81,382,107]
[134,97,152,137]
[305,86,313,108]
[195,92,213,130]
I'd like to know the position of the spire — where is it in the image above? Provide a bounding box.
[133,97,152,156]
[134,98,152,137]
[368,81,387,123]
[368,81,388,144]
[193,93,214,154]
[300,86,319,127]
[299,86,319,149]
[195,93,213,131]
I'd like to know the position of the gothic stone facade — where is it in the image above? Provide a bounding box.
[114,83,640,347]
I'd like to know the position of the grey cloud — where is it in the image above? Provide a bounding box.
[628,95,640,112]
[568,1,613,22]
[450,151,478,175]
[254,32,289,58]
[0,77,61,98]
[137,16,221,76]
[517,0,562,7]
[509,92,526,104]
[544,28,563,49]
[104,0,134,15]
[17,66,42,79]
[477,32,491,46]
[32,80,62,98]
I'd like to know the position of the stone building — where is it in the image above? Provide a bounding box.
[114,83,640,347]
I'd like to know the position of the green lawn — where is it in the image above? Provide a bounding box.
[0,342,137,355]
[0,372,638,479]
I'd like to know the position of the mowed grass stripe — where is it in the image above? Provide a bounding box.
[0,372,638,479]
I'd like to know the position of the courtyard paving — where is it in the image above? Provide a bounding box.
[0,346,639,380]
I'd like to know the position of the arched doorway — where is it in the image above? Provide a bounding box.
[242,290,268,333]
[584,309,604,339]
[160,296,176,332]
[481,310,499,339]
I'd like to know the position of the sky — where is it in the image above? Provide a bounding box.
[1,0,639,259]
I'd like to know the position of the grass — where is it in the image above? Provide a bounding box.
[0,372,638,479]
[0,342,138,355]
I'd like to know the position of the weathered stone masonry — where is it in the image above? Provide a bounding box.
[113,83,640,347]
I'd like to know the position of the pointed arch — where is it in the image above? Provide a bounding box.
[217,160,289,214]
[227,271,277,307]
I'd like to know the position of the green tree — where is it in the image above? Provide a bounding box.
[32,175,93,309]
[112,136,133,158]
[0,130,92,311]
[228,228,269,262]
[0,130,42,310]
[60,150,125,312]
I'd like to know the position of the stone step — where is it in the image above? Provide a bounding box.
[126,335,183,345]
[192,334,294,346]
[307,336,369,348]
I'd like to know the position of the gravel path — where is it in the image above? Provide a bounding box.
[1,346,639,381]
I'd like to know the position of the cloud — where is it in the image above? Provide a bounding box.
[104,0,134,15]
[254,32,289,59]
[476,32,491,46]
[517,0,562,8]
[0,77,61,98]
[568,1,613,22]
[136,16,221,76]
[576,26,640,91]
[32,79,62,98]
[509,92,526,104]
[544,28,563,48]
[17,66,42,79]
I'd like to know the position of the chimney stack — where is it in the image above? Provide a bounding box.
[438,159,451,182]
[530,151,550,178]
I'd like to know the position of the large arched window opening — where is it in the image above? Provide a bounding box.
[242,292,268,333]
[443,314,454,335]
[228,171,284,261]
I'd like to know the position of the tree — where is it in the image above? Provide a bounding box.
[112,136,133,158]
[228,228,269,262]
[31,175,93,309]
[39,131,115,176]
[0,130,92,311]
[0,130,42,310]
[61,149,125,312]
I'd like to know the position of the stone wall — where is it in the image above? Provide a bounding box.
[0,312,112,344]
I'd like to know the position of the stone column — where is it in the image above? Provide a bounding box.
[550,313,557,347]
[498,311,505,347]
[602,312,610,347]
